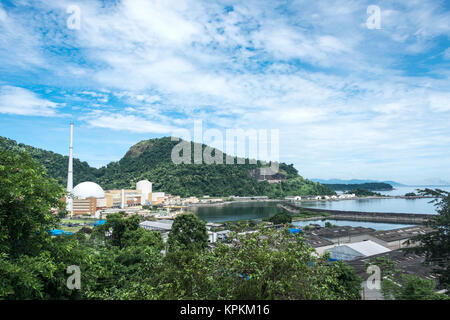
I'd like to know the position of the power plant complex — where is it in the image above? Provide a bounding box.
[64,123,166,216]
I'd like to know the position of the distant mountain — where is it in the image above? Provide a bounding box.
[0,136,335,198]
[310,178,406,187]
[322,182,393,191]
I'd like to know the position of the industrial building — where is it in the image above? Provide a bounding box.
[71,181,105,215]
[367,226,434,250]
[328,240,391,261]
[63,124,167,216]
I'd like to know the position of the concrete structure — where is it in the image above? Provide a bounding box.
[140,219,173,232]
[66,123,74,214]
[73,197,97,215]
[347,250,438,300]
[73,182,105,199]
[328,240,391,261]
[368,226,433,250]
[136,180,152,205]
[308,226,376,245]
[231,196,268,201]
[71,182,105,215]
[208,231,217,243]
[285,196,301,201]
[152,192,166,204]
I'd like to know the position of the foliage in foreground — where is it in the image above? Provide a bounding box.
[407,188,450,291]
[381,275,449,300]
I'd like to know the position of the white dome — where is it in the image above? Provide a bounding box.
[73,182,105,199]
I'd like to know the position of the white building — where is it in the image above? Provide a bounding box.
[136,180,152,205]
[285,196,301,201]
[328,240,391,261]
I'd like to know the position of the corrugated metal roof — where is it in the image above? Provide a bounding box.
[140,220,173,230]
[342,240,391,256]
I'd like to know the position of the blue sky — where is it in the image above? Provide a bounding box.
[0,0,449,185]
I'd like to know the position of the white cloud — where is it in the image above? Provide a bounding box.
[428,93,450,112]
[83,113,175,134]
[0,86,63,116]
[1,0,450,182]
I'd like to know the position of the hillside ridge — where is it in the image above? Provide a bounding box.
[0,135,335,198]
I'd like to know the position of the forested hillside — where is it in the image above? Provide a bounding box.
[0,136,334,197]
[0,136,100,186]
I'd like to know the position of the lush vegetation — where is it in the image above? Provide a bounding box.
[346,188,382,197]
[0,136,334,198]
[0,149,362,300]
[381,274,449,300]
[324,182,393,191]
[405,192,417,197]
[268,212,292,225]
[408,188,450,291]
[0,136,99,187]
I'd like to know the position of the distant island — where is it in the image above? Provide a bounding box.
[323,182,394,191]
[310,178,405,187]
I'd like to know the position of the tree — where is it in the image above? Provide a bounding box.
[167,213,208,251]
[408,188,450,290]
[0,149,63,257]
[331,261,362,300]
[269,212,292,225]
[325,221,337,228]
[158,227,363,300]
[382,275,449,300]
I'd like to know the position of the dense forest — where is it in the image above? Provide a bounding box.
[0,136,334,198]
[324,182,393,191]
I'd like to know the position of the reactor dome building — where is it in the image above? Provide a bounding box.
[73,181,105,199]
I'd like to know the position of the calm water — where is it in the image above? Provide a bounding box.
[190,186,450,227]
[190,201,415,230]
[299,186,450,214]
[292,220,413,231]
[191,201,280,223]
[378,186,450,196]
[297,198,437,214]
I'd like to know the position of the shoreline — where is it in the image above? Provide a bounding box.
[186,195,434,209]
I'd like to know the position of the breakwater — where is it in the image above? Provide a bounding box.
[279,202,432,224]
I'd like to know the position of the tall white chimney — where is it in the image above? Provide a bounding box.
[121,189,125,209]
[66,123,74,213]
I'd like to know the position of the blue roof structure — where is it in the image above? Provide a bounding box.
[288,228,302,234]
[94,220,106,227]
[328,258,340,262]
[48,229,73,236]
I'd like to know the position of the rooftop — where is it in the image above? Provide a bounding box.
[302,233,334,248]
[347,249,438,282]
[333,240,391,257]
[140,220,173,231]
[309,226,376,239]
[372,226,433,243]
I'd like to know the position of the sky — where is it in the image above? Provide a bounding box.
[0,0,449,185]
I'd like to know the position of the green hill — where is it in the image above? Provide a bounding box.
[0,136,335,198]
[0,136,99,186]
